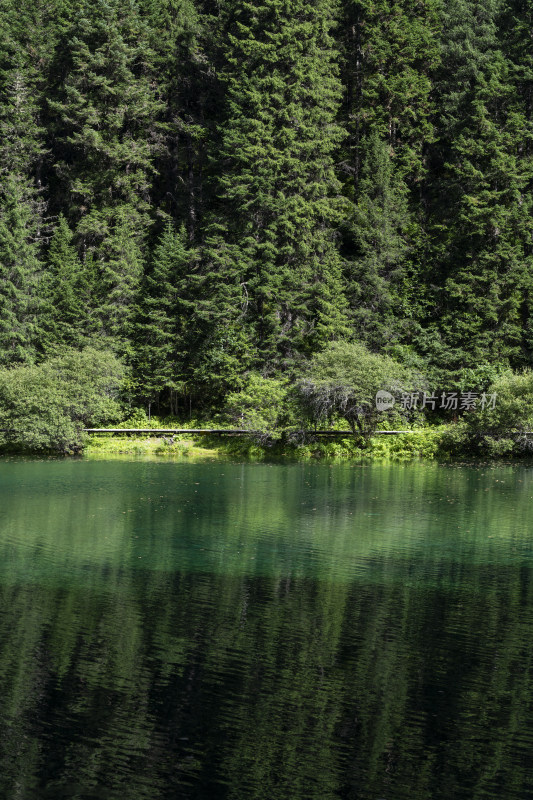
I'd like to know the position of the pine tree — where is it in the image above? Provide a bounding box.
[344,132,412,348]
[0,69,46,365]
[0,176,42,365]
[199,0,350,372]
[338,0,441,352]
[189,233,254,400]
[46,0,164,349]
[140,0,211,241]
[132,223,195,411]
[39,214,93,354]
[499,0,533,359]
[339,0,441,188]
[423,0,533,372]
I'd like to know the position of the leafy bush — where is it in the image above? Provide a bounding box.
[116,408,157,428]
[297,340,420,442]
[0,348,125,453]
[370,428,446,460]
[438,370,533,457]
[223,374,297,433]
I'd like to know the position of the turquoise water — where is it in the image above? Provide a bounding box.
[1,457,533,798]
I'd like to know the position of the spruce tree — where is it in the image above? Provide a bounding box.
[338,0,441,352]
[344,132,411,348]
[140,0,211,241]
[0,69,46,365]
[499,0,533,360]
[46,0,164,349]
[200,0,350,372]
[424,0,533,372]
[339,0,441,187]
[39,214,93,355]
[132,223,195,411]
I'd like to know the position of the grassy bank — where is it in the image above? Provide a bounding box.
[84,427,447,462]
[85,434,221,459]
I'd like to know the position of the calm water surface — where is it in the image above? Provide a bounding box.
[1,457,533,799]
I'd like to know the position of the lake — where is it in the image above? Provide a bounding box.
[1,457,533,799]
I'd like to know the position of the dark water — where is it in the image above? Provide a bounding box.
[1,457,533,799]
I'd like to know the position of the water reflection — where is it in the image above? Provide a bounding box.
[0,459,532,798]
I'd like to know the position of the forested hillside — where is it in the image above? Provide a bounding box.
[1,0,532,416]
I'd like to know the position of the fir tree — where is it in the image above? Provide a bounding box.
[338,0,441,352]
[200,0,350,371]
[344,132,412,349]
[0,69,46,365]
[46,0,164,349]
[132,223,195,411]
[39,214,93,354]
[424,0,533,372]
[141,0,211,241]
[339,0,441,187]
[500,0,533,359]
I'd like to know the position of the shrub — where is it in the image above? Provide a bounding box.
[223,374,297,433]
[297,340,420,443]
[438,370,533,457]
[0,348,125,453]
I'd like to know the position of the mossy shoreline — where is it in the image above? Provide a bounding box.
[5,421,533,462]
[84,427,446,462]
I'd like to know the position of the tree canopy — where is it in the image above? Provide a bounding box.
[1,0,533,420]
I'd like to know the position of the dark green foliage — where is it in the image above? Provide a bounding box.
[223,374,297,432]
[187,235,254,402]
[132,222,195,410]
[0,69,46,366]
[339,0,441,349]
[46,0,164,347]
[344,132,412,347]
[340,0,441,183]
[2,0,533,431]
[39,214,94,354]
[0,348,125,453]
[0,174,42,365]
[423,0,533,372]
[200,0,350,366]
[440,369,533,456]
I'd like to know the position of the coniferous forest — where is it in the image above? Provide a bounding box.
[2,0,533,442]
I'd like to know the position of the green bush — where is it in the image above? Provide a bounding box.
[116,408,159,428]
[297,340,421,442]
[438,370,533,457]
[0,348,125,454]
[370,428,445,460]
[223,374,297,432]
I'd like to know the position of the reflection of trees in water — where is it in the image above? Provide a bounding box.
[0,563,532,799]
[0,461,532,798]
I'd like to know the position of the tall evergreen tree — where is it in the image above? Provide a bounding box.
[137,0,205,238]
[0,69,46,365]
[344,132,412,348]
[339,0,441,188]
[39,214,94,355]
[423,0,533,372]
[499,0,533,358]
[132,222,195,411]
[338,0,441,353]
[198,0,350,373]
[46,0,165,348]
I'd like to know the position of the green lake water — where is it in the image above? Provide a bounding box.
[1,457,533,799]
